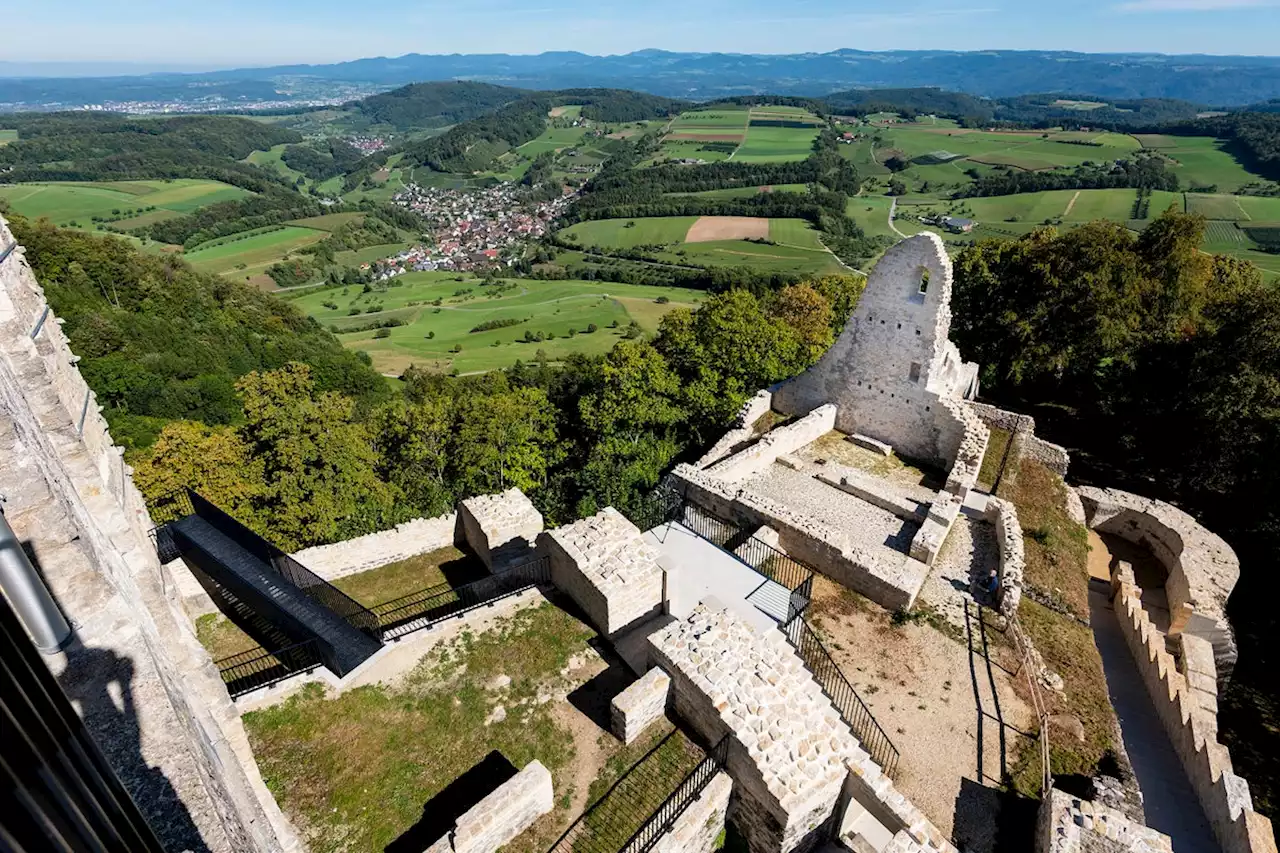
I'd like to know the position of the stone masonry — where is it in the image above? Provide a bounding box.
[771,233,980,468]
[706,404,837,483]
[1036,787,1173,853]
[0,214,299,852]
[541,507,665,636]
[428,760,554,853]
[611,666,672,745]
[647,602,955,853]
[648,771,733,853]
[459,487,544,571]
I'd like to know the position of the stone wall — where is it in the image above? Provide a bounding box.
[541,507,665,636]
[459,488,544,571]
[987,497,1025,618]
[0,216,299,852]
[706,404,837,483]
[610,666,671,745]
[1079,485,1240,673]
[966,400,1070,478]
[292,511,458,578]
[670,464,927,611]
[649,771,733,853]
[697,390,774,469]
[426,760,554,853]
[1036,787,1172,853]
[771,233,979,469]
[1111,567,1275,853]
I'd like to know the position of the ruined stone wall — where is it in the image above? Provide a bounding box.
[965,400,1069,478]
[706,404,837,483]
[649,772,733,853]
[1079,486,1239,672]
[0,216,299,852]
[771,233,979,468]
[1036,787,1172,853]
[670,464,926,610]
[425,761,554,853]
[1111,568,1275,853]
[292,511,458,578]
[697,390,774,469]
[987,497,1025,618]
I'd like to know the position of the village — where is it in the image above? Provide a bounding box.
[366,181,576,277]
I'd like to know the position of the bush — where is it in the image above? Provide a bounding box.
[470,317,526,333]
[586,323,598,333]
[655,295,669,304]
[450,344,462,353]
[373,328,391,339]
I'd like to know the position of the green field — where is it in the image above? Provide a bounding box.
[0,179,252,228]
[185,226,327,277]
[669,110,750,131]
[292,273,707,373]
[0,130,16,146]
[289,212,367,231]
[562,216,699,248]
[244,145,309,183]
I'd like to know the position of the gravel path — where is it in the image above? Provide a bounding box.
[919,515,1000,634]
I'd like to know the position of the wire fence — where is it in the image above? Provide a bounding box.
[1007,613,1053,795]
[372,556,552,641]
[215,638,323,698]
[782,613,900,778]
[545,730,722,853]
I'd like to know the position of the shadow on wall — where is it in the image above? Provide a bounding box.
[385,751,518,853]
[23,540,214,853]
[952,777,1039,853]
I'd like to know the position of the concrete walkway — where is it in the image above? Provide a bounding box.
[1088,584,1221,853]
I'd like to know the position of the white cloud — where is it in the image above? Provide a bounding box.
[1117,0,1278,11]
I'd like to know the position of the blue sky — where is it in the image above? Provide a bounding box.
[5,0,1279,66]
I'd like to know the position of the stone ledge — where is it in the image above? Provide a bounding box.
[849,433,892,456]
[815,465,925,522]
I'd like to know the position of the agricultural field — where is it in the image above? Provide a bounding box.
[291,273,707,374]
[243,144,309,184]
[0,179,252,229]
[1157,136,1259,192]
[184,226,328,278]
[561,216,700,248]
[0,129,16,145]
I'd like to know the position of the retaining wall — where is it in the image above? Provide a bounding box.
[0,216,299,853]
[696,390,774,469]
[1111,568,1275,853]
[706,404,837,483]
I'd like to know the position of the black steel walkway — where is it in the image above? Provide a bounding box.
[167,495,382,678]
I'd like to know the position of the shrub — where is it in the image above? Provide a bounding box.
[373,328,391,339]
[450,344,462,353]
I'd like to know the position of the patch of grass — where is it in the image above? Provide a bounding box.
[1011,599,1116,796]
[330,546,487,607]
[997,457,1090,620]
[194,612,261,661]
[242,601,597,853]
[978,426,1012,487]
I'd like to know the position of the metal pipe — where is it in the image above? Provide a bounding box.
[0,510,72,654]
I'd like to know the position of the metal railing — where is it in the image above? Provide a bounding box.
[215,638,323,698]
[546,730,718,853]
[618,736,729,853]
[373,556,552,641]
[268,549,383,641]
[1007,614,1053,795]
[782,613,900,778]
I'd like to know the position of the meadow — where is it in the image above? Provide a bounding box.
[184,226,328,277]
[0,129,16,145]
[290,273,706,374]
[0,179,252,229]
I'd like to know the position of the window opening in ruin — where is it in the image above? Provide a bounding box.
[919,269,931,294]
[909,362,922,383]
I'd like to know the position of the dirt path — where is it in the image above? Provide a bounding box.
[1063,190,1082,218]
[889,197,908,238]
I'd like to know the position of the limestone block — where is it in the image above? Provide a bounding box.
[696,389,774,469]
[451,761,553,853]
[910,491,962,565]
[290,512,458,580]
[459,488,543,571]
[650,772,732,853]
[423,835,452,853]
[849,433,892,456]
[543,507,664,636]
[707,404,837,483]
[986,497,1025,618]
[816,466,924,522]
[611,667,671,744]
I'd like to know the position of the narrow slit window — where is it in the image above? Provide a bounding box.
[909,362,922,383]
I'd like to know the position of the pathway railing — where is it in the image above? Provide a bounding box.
[618,736,729,853]
[781,612,900,778]
[372,556,552,641]
[1007,613,1053,795]
[215,638,323,698]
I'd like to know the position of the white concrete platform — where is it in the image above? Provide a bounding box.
[642,522,787,634]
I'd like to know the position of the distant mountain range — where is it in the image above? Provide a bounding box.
[6,49,1280,110]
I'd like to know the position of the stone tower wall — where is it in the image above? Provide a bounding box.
[0,215,299,853]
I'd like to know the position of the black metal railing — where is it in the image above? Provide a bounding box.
[782,613,900,778]
[546,729,714,853]
[148,488,195,563]
[373,556,552,641]
[618,735,729,853]
[215,638,323,698]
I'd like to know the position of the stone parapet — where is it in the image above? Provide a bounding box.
[1112,572,1275,853]
[291,511,458,579]
[697,389,774,469]
[1079,485,1240,673]
[431,760,554,853]
[1036,787,1172,853]
[541,507,664,636]
[611,667,671,744]
[0,215,300,852]
[707,404,837,484]
[648,771,733,853]
[459,488,543,571]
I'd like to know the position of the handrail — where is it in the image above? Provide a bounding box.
[215,638,323,698]
[0,241,16,265]
[1007,613,1053,794]
[618,735,729,853]
[781,612,900,778]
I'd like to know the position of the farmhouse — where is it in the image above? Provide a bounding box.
[1,216,1273,853]
[941,216,975,233]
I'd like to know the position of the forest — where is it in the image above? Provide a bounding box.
[345,81,526,129]
[958,152,1180,197]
